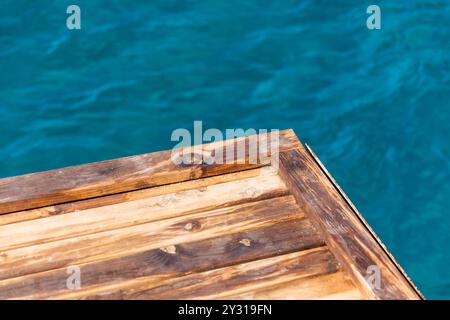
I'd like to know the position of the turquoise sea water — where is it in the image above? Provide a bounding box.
[1,1,449,298]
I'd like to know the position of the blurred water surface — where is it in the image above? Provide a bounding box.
[1,0,449,298]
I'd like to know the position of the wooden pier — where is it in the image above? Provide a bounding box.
[0,130,422,299]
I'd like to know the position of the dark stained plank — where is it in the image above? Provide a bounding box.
[0,195,304,281]
[278,147,422,300]
[0,218,323,299]
[48,246,337,300]
[0,130,300,215]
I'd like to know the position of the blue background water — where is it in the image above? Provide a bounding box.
[1,0,449,298]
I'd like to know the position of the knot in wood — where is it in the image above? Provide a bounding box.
[160,245,177,254]
[184,220,201,231]
[239,238,252,247]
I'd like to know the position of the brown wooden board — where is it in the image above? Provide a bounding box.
[0,130,300,215]
[0,129,422,300]
[0,219,322,299]
[36,247,337,300]
[278,146,422,299]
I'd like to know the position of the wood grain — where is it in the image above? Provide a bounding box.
[304,144,424,300]
[225,271,363,300]
[278,147,421,300]
[0,130,300,215]
[0,167,287,251]
[0,218,322,299]
[44,247,338,300]
[0,196,304,281]
[0,168,262,226]
[0,128,422,300]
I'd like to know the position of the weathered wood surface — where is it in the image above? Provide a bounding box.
[0,168,262,226]
[226,271,363,300]
[0,219,322,299]
[0,130,300,215]
[304,144,424,299]
[0,168,287,251]
[42,247,336,300]
[0,195,305,281]
[279,147,422,300]
[0,129,421,300]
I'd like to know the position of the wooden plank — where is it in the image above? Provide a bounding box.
[225,271,363,300]
[0,218,323,299]
[41,246,337,300]
[0,167,287,251]
[304,144,424,299]
[0,168,262,226]
[0,130,300,215]
[278,147,421,300]
[0,195,304,281]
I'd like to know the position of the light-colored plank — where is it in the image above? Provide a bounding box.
[226,271,363,300]
[0,168,262,226]
[278,147,421,300]
[0,218,323,299]
[39,246,337,300]
[0,195,303,281]
[0,130,300,214]
[0,167,287,251]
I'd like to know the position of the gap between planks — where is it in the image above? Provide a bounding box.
[0,195,306,281]
[278,147,421,300]
[0,167,287,251]
[29,246,344,300]
[0,218,324,299]
[0,167,264,226]
[304,144,424,300]
[0,130,300,215]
